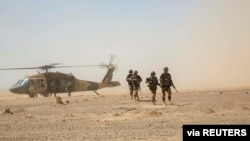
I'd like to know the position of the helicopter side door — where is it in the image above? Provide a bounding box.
[53,78,74,93]
[32,78,48,95]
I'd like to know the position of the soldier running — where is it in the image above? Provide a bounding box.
[126,69,134,99]
[146,71,161,105]
[130,70,142,101]
[160,67,177,105]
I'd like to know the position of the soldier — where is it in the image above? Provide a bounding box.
[146,71,161,105]
[49,80,57,97]
[160,67,177,105]
[131,70,142,101]
[66,81,73,97]
[126,69,134,99]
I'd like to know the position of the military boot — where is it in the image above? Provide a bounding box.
[168,96,172,104]
[130,93,133,100]
[135,93,139,101]
[152,96,156,105]
[152,99,156,105]
[162,97,166,106]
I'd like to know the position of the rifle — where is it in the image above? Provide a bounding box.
[173,87,178,93]
[162,77,178,93]
[172,84,178,93]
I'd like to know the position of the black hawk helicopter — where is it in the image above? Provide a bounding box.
[0,56,120,98]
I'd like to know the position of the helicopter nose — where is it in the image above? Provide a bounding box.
[9,86,28,94]
[9,87,18,94]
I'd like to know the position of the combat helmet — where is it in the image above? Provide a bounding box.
[151,71,156,76]
[164,67,169,71]
[134,70,138,75]
[129,69,133,73]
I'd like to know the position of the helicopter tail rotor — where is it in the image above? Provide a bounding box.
[109,54,115,65]
[100,54,118,71]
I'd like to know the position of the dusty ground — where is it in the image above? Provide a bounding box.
[0,87,250,141]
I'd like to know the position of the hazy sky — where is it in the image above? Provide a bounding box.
[0,0,250,90]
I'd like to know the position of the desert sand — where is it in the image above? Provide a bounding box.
[1,86,250,141]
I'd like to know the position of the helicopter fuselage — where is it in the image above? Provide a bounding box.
[9,71,120,97]
[9,72,73,96]
[3,57,120,97]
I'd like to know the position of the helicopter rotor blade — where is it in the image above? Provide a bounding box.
[0,63,62,71]
[0,57,117,71]
[99,54,118,70]
[99,62,107,69]
[0,67,40,70]
[0,64,105,71]
[47,63,61,66]
[56,65,105,68]
[109,54,115,65]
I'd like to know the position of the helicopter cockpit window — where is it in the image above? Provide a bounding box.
[15,79,23,86]
[14,78,29,86]
[21,78,29,86]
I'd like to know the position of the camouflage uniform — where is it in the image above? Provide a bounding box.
[49,80,57,97]
[126,70,134,99]
[131,71,142,101]
[146,71,160,105]
[160,67,176,105]
[66,81,73,97]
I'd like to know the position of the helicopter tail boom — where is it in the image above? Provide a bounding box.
[101,81,121,88]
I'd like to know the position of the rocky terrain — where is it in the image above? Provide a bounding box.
[0,87,250,141]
